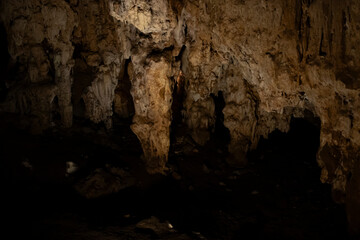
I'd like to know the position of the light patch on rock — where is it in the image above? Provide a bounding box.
[66,161,78,176]
[21,159,33,170]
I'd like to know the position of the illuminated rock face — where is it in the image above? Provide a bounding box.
[0,0,360,232]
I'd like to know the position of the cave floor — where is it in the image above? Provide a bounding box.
[0,114,350,240]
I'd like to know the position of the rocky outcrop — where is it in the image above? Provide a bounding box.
[178,0,360,232]
[108,0,183,173]
[72,0,123,129]
[0,0,76,128]
[0,0,359,233]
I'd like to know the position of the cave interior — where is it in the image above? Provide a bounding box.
[1,0,360,239]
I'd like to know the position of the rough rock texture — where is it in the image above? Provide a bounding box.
[74,165,135,199]
[73,0,123,129]
[0,0,77,129]
[0,0,360,234]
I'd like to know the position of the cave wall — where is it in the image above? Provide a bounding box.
[0,0,360,233]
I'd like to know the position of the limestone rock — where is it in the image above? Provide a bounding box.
[1,0,360,233]
[0,0,77,128]
[129,57,174,173]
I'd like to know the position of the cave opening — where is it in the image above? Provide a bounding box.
[243,113,349,239]
[250,112,322,177]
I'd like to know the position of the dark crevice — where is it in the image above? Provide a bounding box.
[169,0,184,16]
[72,45,95,119]
[295,1,304,63]
[175,45,186,63]
[329,32,333,56]
[319,30,327,57]
[247,114,348,238]
[305,16,311,51]
[170,47,187,152]
[210,91,230,150]
[0,23,10,101]
[113,58,135,120]
[305,0,314,7]
[297,44,303,63]
[76,98,86,119]
[146,45,175,61]
[51,96,61,125]
[335,68,360,90]
[244,80,259,122]
[138,32,152,39]
[295,0,303,41]
[250,112,323,181]
[72,42,83,59]
[170,70,185,142]
[341,11,347,60]
[41,39,56,82]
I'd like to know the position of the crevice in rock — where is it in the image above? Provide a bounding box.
[75,98,86,120]
[170,70,185,141]
[319,30,327,57]
[295,1,304,63]
[175,45,186,63]
[295,1,302,41]
[41,38,56,82]
[51,96,61,125]
[72,45,95,120]
[210,91,230,151]
[146,45,175,62]
[341,10,348,60]
[114,58,135,119]
[170,45,187,135]
[305,16,310,52]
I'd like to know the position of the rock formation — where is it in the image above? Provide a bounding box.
[0,0,359,234]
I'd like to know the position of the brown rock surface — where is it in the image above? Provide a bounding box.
[0,0,359,234]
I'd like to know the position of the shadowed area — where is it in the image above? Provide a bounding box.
[0,114,350,240]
